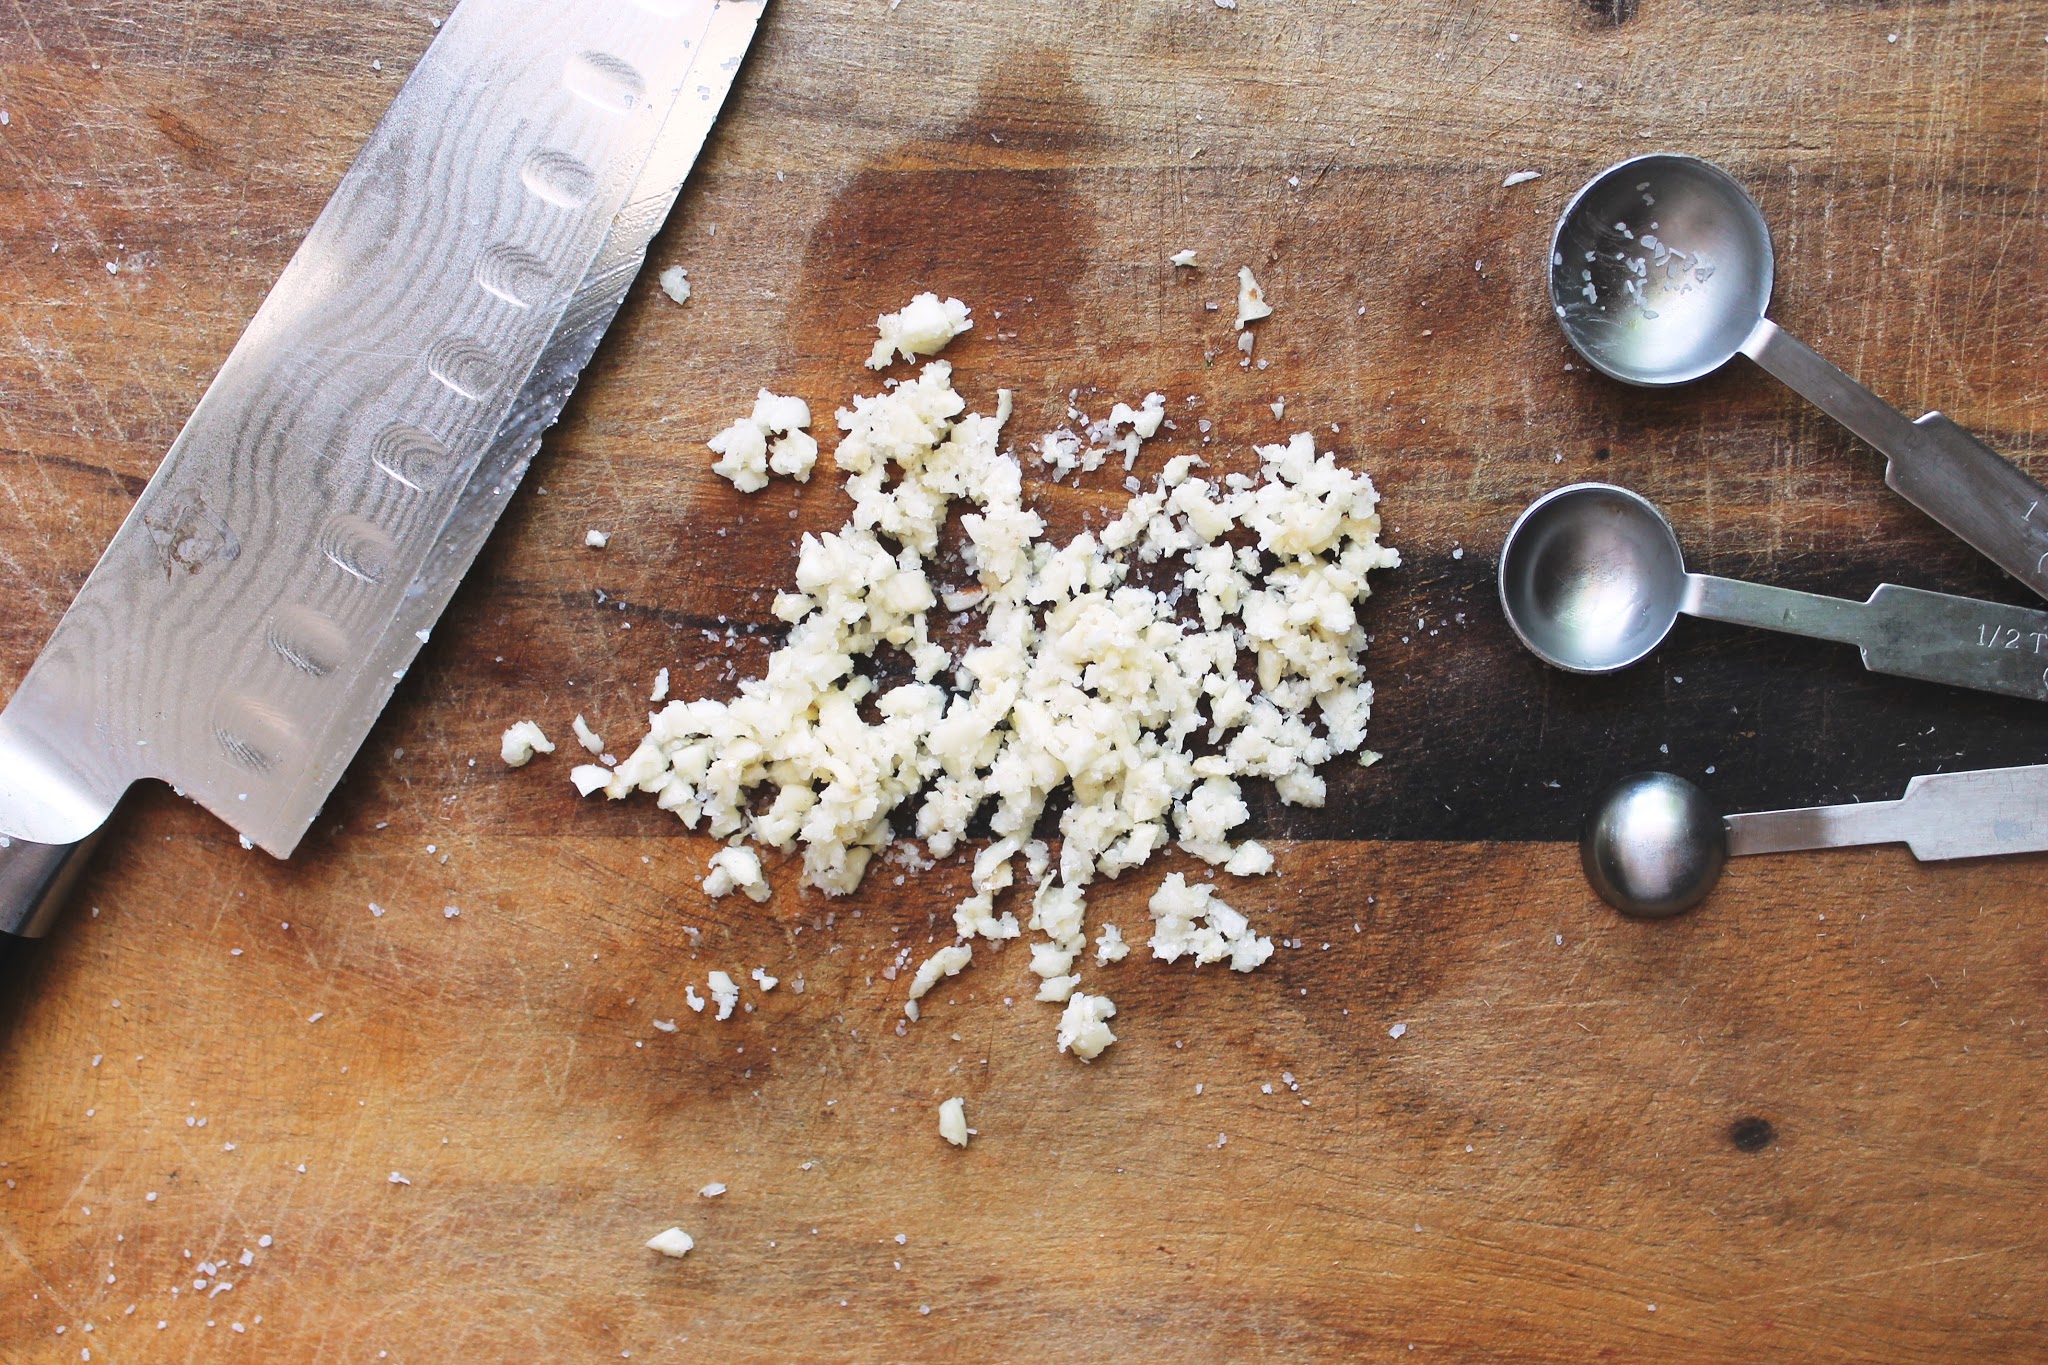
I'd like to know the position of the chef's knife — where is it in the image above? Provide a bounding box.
[0,0,766,943]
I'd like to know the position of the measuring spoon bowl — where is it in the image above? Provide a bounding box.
[1499,483,1687,673]
[1549,153,1774,387]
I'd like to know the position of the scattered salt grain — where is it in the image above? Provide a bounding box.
[1389,1022,1407,1039]
[1502,170,1542,188]
[585,529,610,549]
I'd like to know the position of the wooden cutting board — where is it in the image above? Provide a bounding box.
[4,1,2047,1358]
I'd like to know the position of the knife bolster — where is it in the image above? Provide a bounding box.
[0,829,103,939]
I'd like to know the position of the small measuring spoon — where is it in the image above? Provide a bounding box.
[1499,483,2048,702]
[1581,766,2048,916]
[1550,154,2048,603]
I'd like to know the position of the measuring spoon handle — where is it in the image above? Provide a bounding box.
[1682,575,2048,701]
[1727,764,2048,861]
[1742,319,2048,603]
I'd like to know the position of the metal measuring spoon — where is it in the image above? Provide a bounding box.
[1499,483,2048,701]
[1550,154,2048,603]
[1581,766,2048,916]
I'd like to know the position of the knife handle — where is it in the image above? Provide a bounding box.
[0,832,99,941]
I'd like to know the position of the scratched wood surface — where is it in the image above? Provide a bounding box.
[3,0,2048,1359]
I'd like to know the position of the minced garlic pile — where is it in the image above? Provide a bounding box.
[559,290,1399,1061]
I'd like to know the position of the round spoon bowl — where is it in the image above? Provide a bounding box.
[1550,153,1776,387]
[1581,771,1728,916]
[1499,483,1689,673]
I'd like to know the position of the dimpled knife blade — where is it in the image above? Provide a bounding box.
[0,0,765,932]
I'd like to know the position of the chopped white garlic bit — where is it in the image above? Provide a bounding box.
[500,721,555,768]
[750,967,778,992]
[658,266,691,305]
[703,847,771,903]
[906,944,972,1014]
[868,292,973,370]
[938,1096,970,1147]
[556,293,1399,1053]
[1039,390,1167,482]
[585,529,610,549]
[651,667,671,703]
[1224,840,1274,877]
[1235,266,1273,330]
[1501,170,1543,188]
[646,1227,695,1258]
[1094,923,1130,964]
[1170,249,1199,268]
[1149,873,1273,972]
[706,970,740,1021]
[572,713,605,755]
[1056,992,1118,1061]
[710,389,818,492]
[569,763,612,797]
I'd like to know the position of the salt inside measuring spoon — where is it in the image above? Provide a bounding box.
[1549,153,2048,603]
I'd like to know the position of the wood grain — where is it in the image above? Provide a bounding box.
[3,0,2048,1358]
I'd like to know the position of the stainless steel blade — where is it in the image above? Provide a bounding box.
[0,0,764,855]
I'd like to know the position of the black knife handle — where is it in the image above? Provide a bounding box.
[1,833,99,941]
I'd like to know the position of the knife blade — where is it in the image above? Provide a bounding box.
[0,0,766,938]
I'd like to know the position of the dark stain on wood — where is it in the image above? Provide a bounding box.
[148,106,225,172]
[1730,1115,1778,1151]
